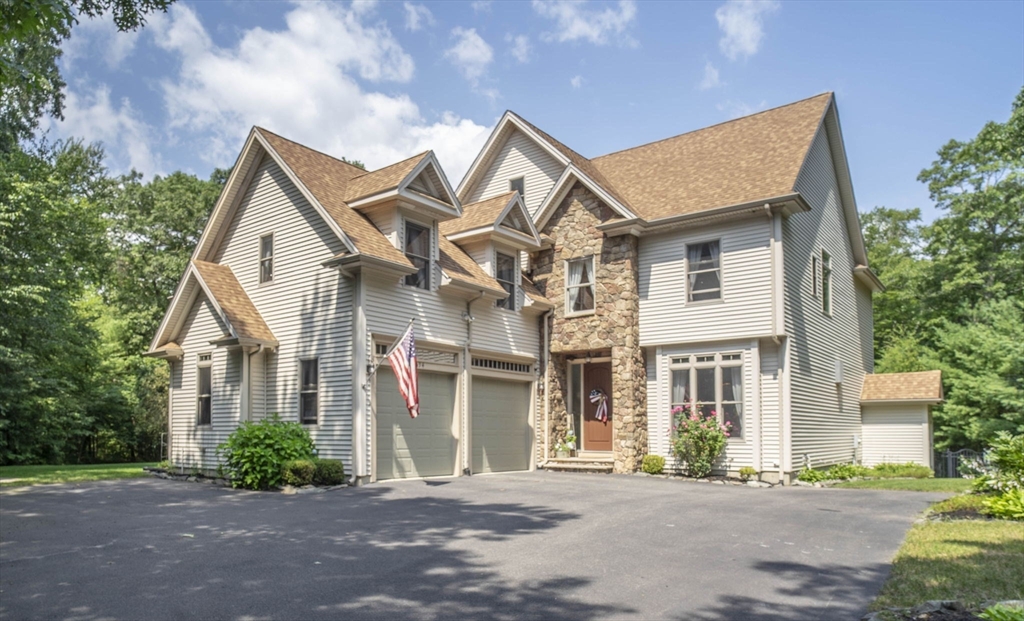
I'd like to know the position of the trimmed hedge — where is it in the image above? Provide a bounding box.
[641,454,665,475]
[313,458,345,486]
[282,459,316,486]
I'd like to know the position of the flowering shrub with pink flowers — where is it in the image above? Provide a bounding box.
[670,404,731,478]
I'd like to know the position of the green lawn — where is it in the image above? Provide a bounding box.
[0,462,157,488]
[831,478,974,492]
[871,519,1024,611]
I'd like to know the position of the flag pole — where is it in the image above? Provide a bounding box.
[366,318,415,381]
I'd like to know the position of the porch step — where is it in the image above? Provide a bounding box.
[540,457,614,474]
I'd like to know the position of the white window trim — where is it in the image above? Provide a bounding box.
[811,255,820,298]
[821,248,833,317]
[299,357,320,426]
[564,256,596,318]
[401,217,433,291]
[259,232,275,286]
[196,353,213,427]
[668,351,744,440]
[509,176,525,201]
[494,247,519,312]
[684,239,723,306]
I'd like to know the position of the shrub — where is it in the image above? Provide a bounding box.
[217,415,316,490]
[738,466,758,482]
[641,454,665,475]
[870,462,934,479]
[972,433,1024,494]
[313,458,346,486]
[670,404,730,478]
[983,489,1024,521]
[282,459,316,486]
[826,463,871,480]
[798,468,828,483]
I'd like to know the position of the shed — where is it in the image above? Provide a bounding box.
[860,371,943,468]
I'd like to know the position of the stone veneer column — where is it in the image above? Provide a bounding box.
[532,183,647,473]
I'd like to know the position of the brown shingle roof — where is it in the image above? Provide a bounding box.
[861,371,943,402]
[344,152,429,202]
[255,128,412,268]
[441,191,516,236]
[513,114,636,214]
[437,236,504,294]
[590,93,832,221]
[521,275,552,309]
[192,260,276,343]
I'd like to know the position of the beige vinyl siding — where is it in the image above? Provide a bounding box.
[759,339,780,471]
[170,293,235,470]
[785,126,869,470]
[861,404,931,466]
[638,218,773,347]
[467,128,565,217]
[212,153,356,470]
[250,350,266,421]
[648,341,757,470]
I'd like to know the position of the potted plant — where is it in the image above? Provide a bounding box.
[554,430,577,459]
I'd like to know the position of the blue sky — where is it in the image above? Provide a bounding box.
[50,0,1023,221]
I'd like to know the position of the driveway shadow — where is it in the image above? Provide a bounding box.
[0,480,634,620]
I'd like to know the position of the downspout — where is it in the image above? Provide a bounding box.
[541,309,552,468]
[462,291,485,475]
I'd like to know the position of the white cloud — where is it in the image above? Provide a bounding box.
[471,1,492,13]
[717,99,767,119]
[144,3,491,181]
[403,2,434,31]
[532,0,638,46]
[715,0,779,61]
[507,34,531,63]
[445,27,495,85]
[61,15,139,70]
[698,61,722,90]
[570,75,583,88]
[43,85,160,174]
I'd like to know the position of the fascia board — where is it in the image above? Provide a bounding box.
[192,130,261,262]
[456,111,514,200]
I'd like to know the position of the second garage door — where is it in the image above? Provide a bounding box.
[472,377,532,473]
[376,371,456,480]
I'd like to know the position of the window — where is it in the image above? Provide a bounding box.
[300,359,318,424]
[565,257,595,315]
[197,354,212,426]
[687,240,721,302]
[509,176,525,200]
[495,251,517,310]
[669,352,744,437]
[259,234,274,284]
[812,255,819,298]
[404,221,431,290]
[821,250,832,315]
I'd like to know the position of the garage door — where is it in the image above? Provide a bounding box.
[376,371,456,480]
[472,377,532,473]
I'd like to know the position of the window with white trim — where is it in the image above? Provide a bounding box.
[495,251,517,310]
[197,353,212,426]
[300,359,318,425]
[821,249,832,315]
[404,221,431,290]
[812,255,819,298]
[565,256,595,315]
[669,352,743,437]
[259,234,274,284]
[509,176,525,201]
[686,240,721,302]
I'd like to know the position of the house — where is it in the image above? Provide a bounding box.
[147,92,939,485]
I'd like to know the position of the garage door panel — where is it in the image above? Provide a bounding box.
[376,371,455,480]
[472,377,531,473]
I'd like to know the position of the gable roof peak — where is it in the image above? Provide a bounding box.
[253,126,366,177]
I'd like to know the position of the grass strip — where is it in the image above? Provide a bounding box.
[0,462,157,488]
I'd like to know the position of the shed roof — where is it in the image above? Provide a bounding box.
[192,260,276,344]
[861,371,943,403]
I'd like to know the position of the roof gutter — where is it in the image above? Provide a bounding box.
[596,193,810,237]
[854,265,886,293]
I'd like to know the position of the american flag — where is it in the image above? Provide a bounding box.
[387,322,419,418]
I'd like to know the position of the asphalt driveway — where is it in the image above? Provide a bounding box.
[0,472,946,621]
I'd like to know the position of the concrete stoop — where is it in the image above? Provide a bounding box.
[540,457,615,474]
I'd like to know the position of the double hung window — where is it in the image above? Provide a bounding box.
[821,250,832,315]
[565,257,595,314]
[404,222,431,290]
[197,353,212,426]
[669,352,743,437]
[259,234,274,284]
[300,359,318,424]
[687,240,721,302]
[495,252,517,310]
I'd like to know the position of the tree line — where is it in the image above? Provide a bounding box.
[1,1,1020,463]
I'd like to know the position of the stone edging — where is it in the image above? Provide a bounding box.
[632,472,777,487]
[143,467,350,493]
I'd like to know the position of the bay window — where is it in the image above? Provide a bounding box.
[669,352,743,437]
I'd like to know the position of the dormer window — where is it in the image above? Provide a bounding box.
[259,234,274,284]
[404,221,431,290]
[509,177,525,200]
[496,251,517,310]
